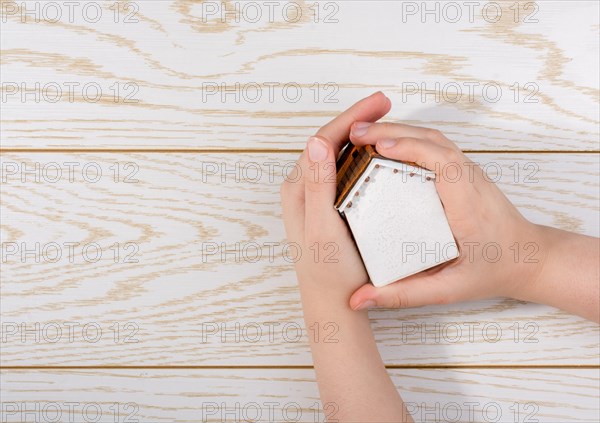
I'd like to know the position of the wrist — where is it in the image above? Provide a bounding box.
[298,281,374,348]
[298,278,356,312]
[508,223,553,302]
[296,267,368,309]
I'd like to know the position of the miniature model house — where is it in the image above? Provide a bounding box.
[335,145,459,287]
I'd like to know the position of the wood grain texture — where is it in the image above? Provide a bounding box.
[1,1,598,150]
[1,369,599,422]
[1,152,598,366]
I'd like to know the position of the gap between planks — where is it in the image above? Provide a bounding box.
[2,365,599,370]
[2,150,597,369]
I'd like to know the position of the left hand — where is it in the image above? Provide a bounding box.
[280,92,391,301]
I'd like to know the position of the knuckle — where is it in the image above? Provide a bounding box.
[304,178,323,193]
[389,288,410,309]
[427,128,445,141]
[439,134,458,148]
[434,291,453,305]
[444,147,462,164]
[370,122,394,137]
[393,138,419,161]
[402,136,420,146]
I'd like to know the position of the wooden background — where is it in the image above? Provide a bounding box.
[1,0,599,421]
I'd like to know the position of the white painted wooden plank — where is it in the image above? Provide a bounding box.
[0,369,598,422]
[1,1,598,150]
[1,153,598,365]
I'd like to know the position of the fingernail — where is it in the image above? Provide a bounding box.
[373,91,390,103]
[307,136,328,162]
[351,122,372,137]
[378,138,397,149]
[354,299,377,311]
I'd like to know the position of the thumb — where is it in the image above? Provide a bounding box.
[349,274,451,310]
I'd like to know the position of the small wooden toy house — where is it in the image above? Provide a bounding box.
[335,144,459,287]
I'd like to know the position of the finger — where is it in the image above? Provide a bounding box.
[375,137,456,171]
[287,91,390,198]
[280,150,307,241]
[280,147,316,211]
[349,272,452,310]
[350,122,451,147]
[281,185,304,242]
[375,137,472,207]
[316,91,391,156]
[303,136,340,241]
[284,92,391,245]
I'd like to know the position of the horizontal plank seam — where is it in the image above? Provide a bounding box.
[1,365,599,370]
[0,149,599,154]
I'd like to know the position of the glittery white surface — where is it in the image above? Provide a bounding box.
[342,159,458,287]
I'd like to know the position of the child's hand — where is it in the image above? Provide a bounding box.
[281,92,391,302]
[282,95,419,420]
[347,122,546,310]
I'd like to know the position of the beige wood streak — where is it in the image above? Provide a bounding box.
[0,1,598,150]
[0,369,599,422]
[1,152,598,366]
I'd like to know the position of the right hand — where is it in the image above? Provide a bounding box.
[347,121,546,310]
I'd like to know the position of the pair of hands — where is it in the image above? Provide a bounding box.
[281,92,545,311]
